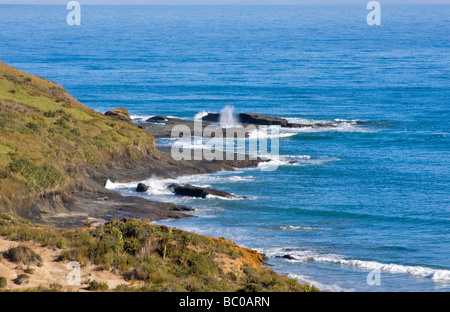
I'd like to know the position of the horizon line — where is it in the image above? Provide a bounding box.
[1,2,449,5]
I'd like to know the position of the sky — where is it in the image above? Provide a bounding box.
[1,0,449,4]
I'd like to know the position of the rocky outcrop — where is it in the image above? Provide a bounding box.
[201,112,336,129]
[201,112,287,126]
[146,116,168,123]
[238,113,289,126]
[168,183,240,199]
[136,183,149,193]
[104,107,132,122]
[201,113,220,123]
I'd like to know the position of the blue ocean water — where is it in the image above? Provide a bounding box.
[1,5,449,291]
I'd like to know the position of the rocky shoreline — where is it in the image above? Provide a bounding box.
[38,145,263,227]
[0,63,321,293]
[49,109,339,228]
[0,60,333,228]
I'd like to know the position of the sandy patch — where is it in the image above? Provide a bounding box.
[0,237,129,291]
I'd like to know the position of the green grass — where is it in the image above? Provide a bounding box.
[9,158,62,192]
[0,62,156,210]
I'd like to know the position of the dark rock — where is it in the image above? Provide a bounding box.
[201,113,221,123]
[287,122,336,129]
[171,206,196,212]
[286,122,310,128]
[202,112,290,127]
[312,123,336,128]
[147,115,168,123]
[238,113,289,127]
[200,112,337,130]
[104,107,132,122]
[275,254,296,260]
[168,183,238,199]
[136,183,149,193]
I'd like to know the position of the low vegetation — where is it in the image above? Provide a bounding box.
[13,273,29,285]
[87,280,109,291]
[3,246,42,267]
[0,276,6,289]
[0,211,319,292]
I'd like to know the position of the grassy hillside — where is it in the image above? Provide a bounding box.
[0,62,156,211]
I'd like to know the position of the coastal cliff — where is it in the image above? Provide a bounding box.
[0,62,259,226]
[0,62,317,292]
[0,61,156,221]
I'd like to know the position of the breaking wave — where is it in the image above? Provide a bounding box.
[261,247,450,282]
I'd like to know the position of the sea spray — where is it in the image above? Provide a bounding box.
[219,105,242,129]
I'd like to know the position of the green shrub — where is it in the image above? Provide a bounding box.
[0,276,7,289]
[4,246,42,266]
[49,283,63,291]
[0,216,320,292]
[238,283,261,292]
[87,280,109,291]
[300,283,321,292]
[123,237,140,255]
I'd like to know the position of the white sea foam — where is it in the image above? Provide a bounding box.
[247,126,298,139]
[105,171,255,201]
[279,225,320,231]
[285,117,374,133]
[219,105,242,129]
[131,114,190,122]
[257,154,340,170]
[287,273,348,292]
[261,247,450,282]
[245,119,373,142]
[130,114,154,122]
[205,194,245,200]
[194,111,209,120]
[225,175,255,182]
[105,177,173,196]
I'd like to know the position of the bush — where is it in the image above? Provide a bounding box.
[300,283,321,292]
[4,246,42,266]
[123,237,141,256]
[238,283,261,292]
[87,280,109,291]
[13,274,29,285]
[0,276,7,289]
[49,283,63,292]
[0,217,319,292]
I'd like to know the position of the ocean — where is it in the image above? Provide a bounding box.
[1,4,449,291]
